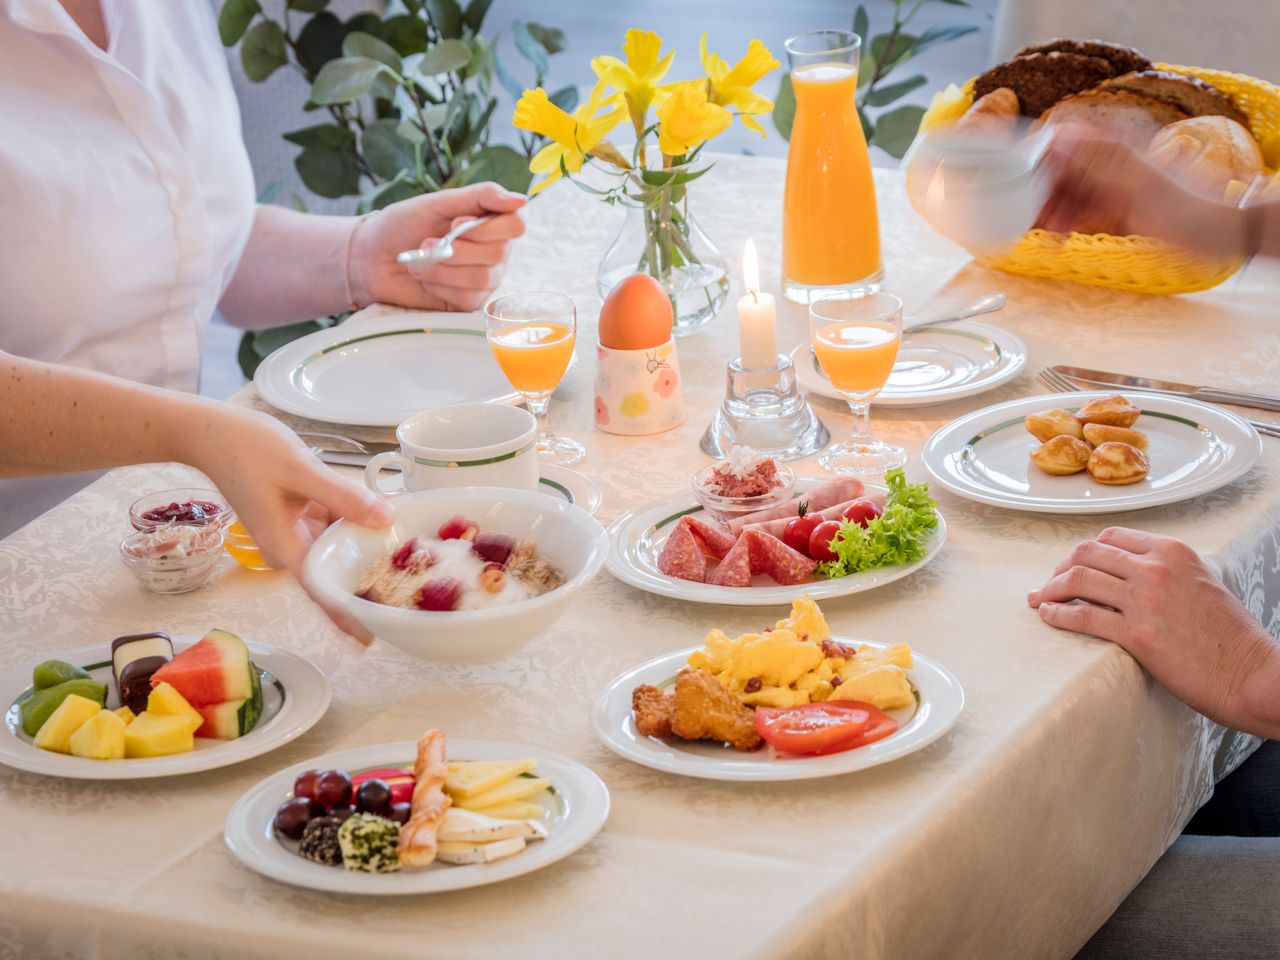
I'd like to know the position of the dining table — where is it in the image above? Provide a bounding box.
[2,154,1278,960]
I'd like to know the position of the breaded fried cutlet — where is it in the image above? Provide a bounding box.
[631,684,674,739]
[670,667,762,752]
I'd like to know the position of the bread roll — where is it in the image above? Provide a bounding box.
[954,87,1021,135]
[1147,116,1264,196]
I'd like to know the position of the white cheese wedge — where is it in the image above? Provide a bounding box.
[111,635,173,678]
[435,835,526,865]
[438,807,549,843]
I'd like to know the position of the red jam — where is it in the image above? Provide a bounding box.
[140,499,224,526]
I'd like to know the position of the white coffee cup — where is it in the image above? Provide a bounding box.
[364,403,539,495]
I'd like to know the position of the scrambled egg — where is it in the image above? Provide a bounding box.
[687,597,916,712]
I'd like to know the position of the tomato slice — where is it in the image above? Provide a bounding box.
[753,701,899,756]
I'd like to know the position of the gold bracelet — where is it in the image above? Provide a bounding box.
[343,211,381,312]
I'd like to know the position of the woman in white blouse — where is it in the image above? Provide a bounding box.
[0,1,526,637]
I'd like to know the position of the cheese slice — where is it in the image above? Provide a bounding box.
[438,808,530,843]
[435,836,526,865]
[444,759,538,799]
[455,776,550,811]
[466,800,546,820]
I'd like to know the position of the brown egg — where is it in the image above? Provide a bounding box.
[1088,442,1149,485]
[1030,435,1092,476]
[1082,423,1149,450]
[598,274,674,350]
[1074,394,1141,428]
[1026,409,1085,443]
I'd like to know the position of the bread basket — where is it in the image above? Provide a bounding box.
[916,63,1280,295]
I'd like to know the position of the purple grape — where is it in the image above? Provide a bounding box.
[329,804,358,823]
[355,778,392,816]
[313,769,352,811]
[388,802,412,825]
[292,769,324,801]
[274,796,324,841]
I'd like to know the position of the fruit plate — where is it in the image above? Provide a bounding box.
[0,639,331,779]
[605,478,947,606]
[921,391,1263,515]
[591,641,964,782]
[224,739,610,894]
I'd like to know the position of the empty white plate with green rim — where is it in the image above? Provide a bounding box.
[792,320,1027,407]
[605,477,946,606]
[255,313,522,427]
[592,640,964,782]
[538,465,603,516]
[224,739,610,894]
[922,391,1262,514]
[0,638,330,779]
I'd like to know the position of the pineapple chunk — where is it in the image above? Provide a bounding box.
[113,705,136,724]
[476,801,546,820]
[444,759,537,800]
[69,709,127,760]
[124,712,195,758]
[146,682,203,733]
[457,777,550,811]
[33,694,103,754]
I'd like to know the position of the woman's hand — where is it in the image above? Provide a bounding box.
[350,182,528,312]
[1027,527,1280,737]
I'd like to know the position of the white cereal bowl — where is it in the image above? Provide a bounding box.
[304,487,608,663]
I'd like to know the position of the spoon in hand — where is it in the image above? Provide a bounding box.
[396,214,494,267]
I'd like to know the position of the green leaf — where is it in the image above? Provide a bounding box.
[295,11,344,76]
[362,119,417,180]
[238,330,263,379]
[311,56,385,105]
[494,55,524,101]
[465,144,532,193]
[240,20,287,82]
[342,32,403,75]
[857,49,876,88]
[253,319,330,357]
[464,0,494,33]
[640,165,712,188]
[864,73,926,107]
[772,72,795,140]
[511,22,548,75]
[283,123,354,150]
[218,0,260,46]
[366,176,425,211]
[869,32,917,72]
[548,84,578,114]
[256,180,282,205]
[454,97,496,156]
[295,143,361,197]
[420,38,471,75]
[344,13,385,40]
[397,120,426,144]
[427,0,463,39]
[286,0,329,12]
[525,22,566,55]
[870,103,925,158]
[383,14,429,55]
[859,107,873,141]
[852,4,869,42]
[915,24,979,54]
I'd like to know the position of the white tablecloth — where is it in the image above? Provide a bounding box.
[1,160,1277,959]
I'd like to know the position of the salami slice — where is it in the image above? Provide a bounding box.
[685,515,736,560]
[708,534,753,587]
[657,519,708,583]
[726,477,865,534]
[742,530,817,585]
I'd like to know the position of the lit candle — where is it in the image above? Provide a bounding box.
[737,239,777,369]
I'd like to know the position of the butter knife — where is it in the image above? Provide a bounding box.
[1052,365,1280,414]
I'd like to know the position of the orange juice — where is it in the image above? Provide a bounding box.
[488,322,576,394]
[812,322,900,394]
[783,63,881,289]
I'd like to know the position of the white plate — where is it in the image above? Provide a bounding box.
[792,320,1028,407]
[592,640,964,781]
[255,313,522,427]
[0,638,330,780]
[538,465,603,516]
[605,478,946,606]
[224,739,609,894]
[922,391,1263,515]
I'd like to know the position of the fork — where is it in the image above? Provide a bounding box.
[1036,368,1280,439]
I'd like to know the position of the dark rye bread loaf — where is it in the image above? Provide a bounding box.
[1014,38,1151,77]
[1096,70,1249,128]
[974,51,1115,117]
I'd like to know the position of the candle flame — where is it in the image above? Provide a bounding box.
[743,238,760,295]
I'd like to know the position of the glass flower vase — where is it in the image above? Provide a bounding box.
[596,187,730,336]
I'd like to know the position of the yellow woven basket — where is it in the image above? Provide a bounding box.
[929,64,1280,295]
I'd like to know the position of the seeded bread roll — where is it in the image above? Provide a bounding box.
[1098,70,1249,127]
[974,52,1115,118]
[1014,38,1151,77]
[1042,88,1190,146]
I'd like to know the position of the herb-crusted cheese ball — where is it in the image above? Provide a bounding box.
[337,813,401,873]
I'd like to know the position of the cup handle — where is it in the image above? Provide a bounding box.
[364,451,411,495]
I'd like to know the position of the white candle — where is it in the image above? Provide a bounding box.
[737,238,777,369]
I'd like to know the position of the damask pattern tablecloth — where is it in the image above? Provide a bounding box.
[1,162,1277,960]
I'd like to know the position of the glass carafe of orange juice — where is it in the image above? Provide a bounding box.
[782,29,882,303]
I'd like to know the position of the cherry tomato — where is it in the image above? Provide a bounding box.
[753,700,900,756]
[782,513,822,557]
[840,498,883,528]
[808,519,844,563]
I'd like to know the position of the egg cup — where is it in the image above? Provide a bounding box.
[593,338,687,436]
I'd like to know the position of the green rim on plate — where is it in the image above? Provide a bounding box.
[412,441,536,468]
[292,327,485,383]
[961,407,1211,461]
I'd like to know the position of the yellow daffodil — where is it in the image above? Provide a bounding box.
[699,34,778,136]
[591,29,675,131]
[514,80,627,195]
[656,83,731,158]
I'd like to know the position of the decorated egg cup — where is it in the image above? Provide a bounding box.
[593,337,686,437]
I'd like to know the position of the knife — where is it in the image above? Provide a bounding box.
[1052,365,1280,414]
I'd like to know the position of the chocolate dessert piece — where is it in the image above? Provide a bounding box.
[1096,70,1249,127]
[117,656,169,714]
[1013,38,1151,77]
[974,51,1115,118]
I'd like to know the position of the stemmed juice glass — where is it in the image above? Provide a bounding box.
[809,292,907,475]
[484,291,585,466]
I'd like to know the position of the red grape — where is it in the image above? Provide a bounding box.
[274,796,324,841]
[356,778,393,816]
[782,514,822,557]
[840,499,883,528]
[313,769,352,811]
[292,768,324,801]
[808,520,845,563]
[388,802,412,825]
[329,804,357,823]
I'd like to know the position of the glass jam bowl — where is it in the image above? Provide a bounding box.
[129,487,233,533]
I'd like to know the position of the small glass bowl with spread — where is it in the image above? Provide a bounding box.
[120,523,225,594]
[224,520,273,571]
[129,487,234,534]
[691,459,796,526]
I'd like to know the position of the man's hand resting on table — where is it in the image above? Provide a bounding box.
[1028,527,1280,738]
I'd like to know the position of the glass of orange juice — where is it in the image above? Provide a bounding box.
[810,293,906,475]
[483,291,584,466]
[782,29,882,304]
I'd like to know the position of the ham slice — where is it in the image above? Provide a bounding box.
[743,493,886,539]
[726,478,864,534]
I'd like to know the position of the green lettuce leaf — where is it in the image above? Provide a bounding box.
[816,469,938,578]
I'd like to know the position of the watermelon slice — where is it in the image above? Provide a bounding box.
[151,629,252,706]
[193,662,263,739]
